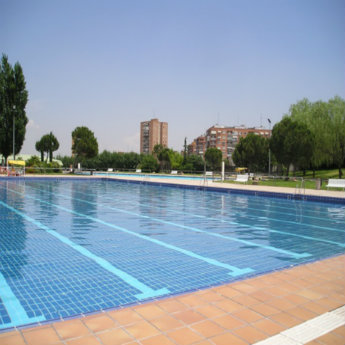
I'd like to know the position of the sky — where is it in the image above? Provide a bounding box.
[1,0,344,156]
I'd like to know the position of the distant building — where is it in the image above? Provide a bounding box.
[188,135,206,156]
[140,118,168,154]
[189,124,271,163]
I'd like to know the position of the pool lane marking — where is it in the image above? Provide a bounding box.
[25,183,312,259]
[146,203,345,249]
[50,184,343,251]
[0,271,45,328]
[30,182,345,250]
[1,186,253,277]
[89,187,344,248]
[132,189,345,234]
[132,187,345,234]
[0,201,169,300]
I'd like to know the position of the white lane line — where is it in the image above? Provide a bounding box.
[254,305,345,345]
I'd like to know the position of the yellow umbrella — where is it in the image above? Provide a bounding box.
[8,160,26,166]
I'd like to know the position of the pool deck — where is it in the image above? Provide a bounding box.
[1,175,344,344]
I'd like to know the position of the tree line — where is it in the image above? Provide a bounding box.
[1,54,344,177]
[233,97,345,178]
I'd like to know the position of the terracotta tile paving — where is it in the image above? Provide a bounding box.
[0,254,344,345]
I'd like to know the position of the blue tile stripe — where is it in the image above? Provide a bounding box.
[51,183,344,250]
[1,185,254,277]
[0,271,45,328]
[30,183,313,259]
[0,200,169,301]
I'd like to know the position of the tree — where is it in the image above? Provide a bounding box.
[328,96,345,178]
[182,154,204,172]
[205,147,222,171]
[0,54,28,161]
[35,138,45,162]
[168,150,183,170]
[72,126,98,163]
[289,99,331,176]
[270,117,314,175]
[47,132,59,162]
[140,154,159,172]
[35,132,59,162]
[158,147,171,171]
[183,137,187,164]
[152,144,164,158]
[233,133,268,172]
[288,96,345,178]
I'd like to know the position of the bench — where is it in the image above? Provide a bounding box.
[326,179,345,190]
[136,169,142,173]
[107,168,113,172]
[234,174,249,183]
[171,170,178,174]
[205,171,213,176]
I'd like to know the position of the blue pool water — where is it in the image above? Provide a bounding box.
[0,178,344,330]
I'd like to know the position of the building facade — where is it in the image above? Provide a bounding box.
[189,125,271,162]
[140,118,168,154]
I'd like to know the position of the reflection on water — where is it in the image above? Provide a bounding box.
[71,182,99,243]
[0,181,27,279]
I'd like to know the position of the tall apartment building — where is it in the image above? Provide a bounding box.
[140,118,168,154]
[188,124,271,162]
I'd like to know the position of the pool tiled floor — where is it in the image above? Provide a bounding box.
[0,254,343,345]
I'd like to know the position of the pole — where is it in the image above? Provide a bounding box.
[267,118,271,176]
[13,105,16,160]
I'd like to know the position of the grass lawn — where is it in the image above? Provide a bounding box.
[221,168,345,191]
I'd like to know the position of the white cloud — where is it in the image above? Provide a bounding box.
[26,118,40,129]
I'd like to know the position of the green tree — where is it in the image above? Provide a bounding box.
[35,138,46,161]
[288,96,345,178]
[158,147,171,171]
[47,132,59,162]
[35,132,59,162]
[328,96,345,178]
[183,137,187,164]
[123,152,141,170]
[270,117,314,175]
[205,147,222,171]
[152,144,164,157]
[182,154,204,172]
[72,126,98,164]
[0,54,28,160]
[168,150,183,170]
[233,133,268,172]
[56,154,74,168]
[140,154,159,172]
[289,99,331,176]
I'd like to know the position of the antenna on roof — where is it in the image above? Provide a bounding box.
[217,112,220,125]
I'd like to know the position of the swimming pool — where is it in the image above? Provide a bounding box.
[0,178,344,330]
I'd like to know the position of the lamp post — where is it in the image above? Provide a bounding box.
[267,118,271,176]
[13,105,16,160]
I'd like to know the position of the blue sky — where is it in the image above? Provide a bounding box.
[1,0,344,155]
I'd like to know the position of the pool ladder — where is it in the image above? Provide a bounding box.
[295,178,306,198]
[200,174,208,186]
